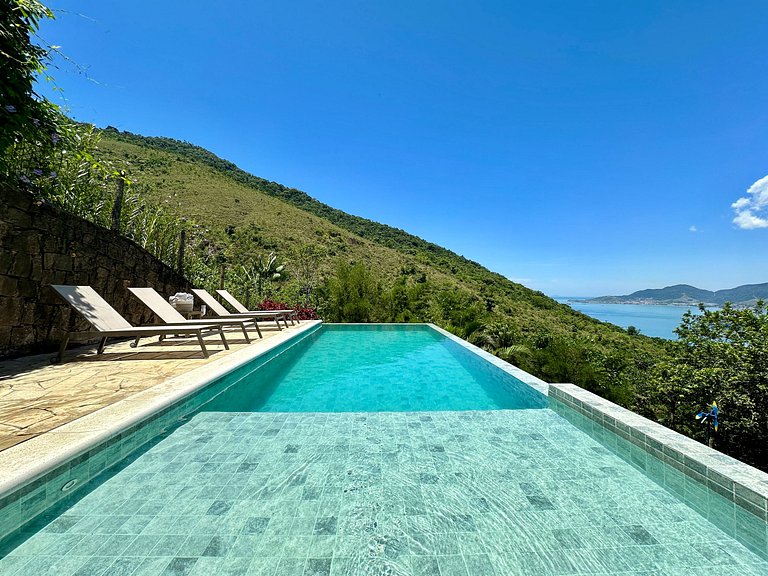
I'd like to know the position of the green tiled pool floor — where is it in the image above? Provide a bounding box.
[2,410,766,575]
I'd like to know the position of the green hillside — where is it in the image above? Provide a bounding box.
[95,127,668,403]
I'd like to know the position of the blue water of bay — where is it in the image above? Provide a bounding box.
[555,297,710,339]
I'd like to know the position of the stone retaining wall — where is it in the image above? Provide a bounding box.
[0,186,189,358]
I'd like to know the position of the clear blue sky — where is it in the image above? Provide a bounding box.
[38,1,768,296]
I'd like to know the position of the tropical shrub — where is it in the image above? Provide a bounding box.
[428,287,486,339]
[326,261,382,322]
[638,303,768,470]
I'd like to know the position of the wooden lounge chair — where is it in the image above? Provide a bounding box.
[216,289,299,326]
[128,287,262,341]
[191,289,290,331]
[50,285,229,362]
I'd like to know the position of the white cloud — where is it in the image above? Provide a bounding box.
[733,210,768,230]
[732,175,768,229]
[732,197,750,210]
[689,225,698,232]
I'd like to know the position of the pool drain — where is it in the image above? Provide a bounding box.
[61,479,78,492]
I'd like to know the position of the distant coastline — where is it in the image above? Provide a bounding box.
[555,296,713,307]
[581,282,768,308]
[583,297,716,307]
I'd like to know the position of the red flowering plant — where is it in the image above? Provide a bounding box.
[257,299,319,320]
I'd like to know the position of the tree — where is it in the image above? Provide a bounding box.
[1,1,69,182]
[639,303,768,470]
[429,287,486,339]
[326,261,381,322]
[244,252,285,300]
[229,252,285,309]
[382,275,431,322]
[257,252,285,297]
[290,244,324,305]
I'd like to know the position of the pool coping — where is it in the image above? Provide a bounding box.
[0,320,322,501]
[549,383,768,523]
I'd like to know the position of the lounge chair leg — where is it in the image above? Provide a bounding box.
[197,331,210,358]
[97,337,108,355]
[253,321,263,339]
[130,336,141,348]
[218,326,230,350]
[241,324,251,343]
[275,318,282,331]
[283,316,290,329]
[53,334,70,364]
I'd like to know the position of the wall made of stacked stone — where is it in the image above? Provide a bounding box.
[0,186,189,358]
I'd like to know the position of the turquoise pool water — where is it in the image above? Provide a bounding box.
[203,325,547,413]
[0,324,766,575]
[2,410,766,575]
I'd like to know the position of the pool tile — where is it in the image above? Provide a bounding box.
[305,557,332,576]
[66,555,114,576]
[246,556,279,575]
[100,557,145,576]
[289,517,316,535]
[314,517,337,536]
[243,517,271,535]
[463,553,495,575]
[206,501,232,516]
[437,554,469,576]
[622,524,659,545]
[161,556,198,575]
[307,535,335,558]
[407,556,441,576]
[274,556,305,575]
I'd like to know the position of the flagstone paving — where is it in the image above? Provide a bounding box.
[0,325,295,453]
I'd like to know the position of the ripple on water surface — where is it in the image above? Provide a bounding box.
[2,409,765,575]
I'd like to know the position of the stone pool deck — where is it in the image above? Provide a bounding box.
[0,323,307,453]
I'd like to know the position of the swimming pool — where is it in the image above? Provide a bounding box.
[203,324,547,412]
[0,323,766,575]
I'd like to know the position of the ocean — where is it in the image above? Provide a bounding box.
[555,298,708,339]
